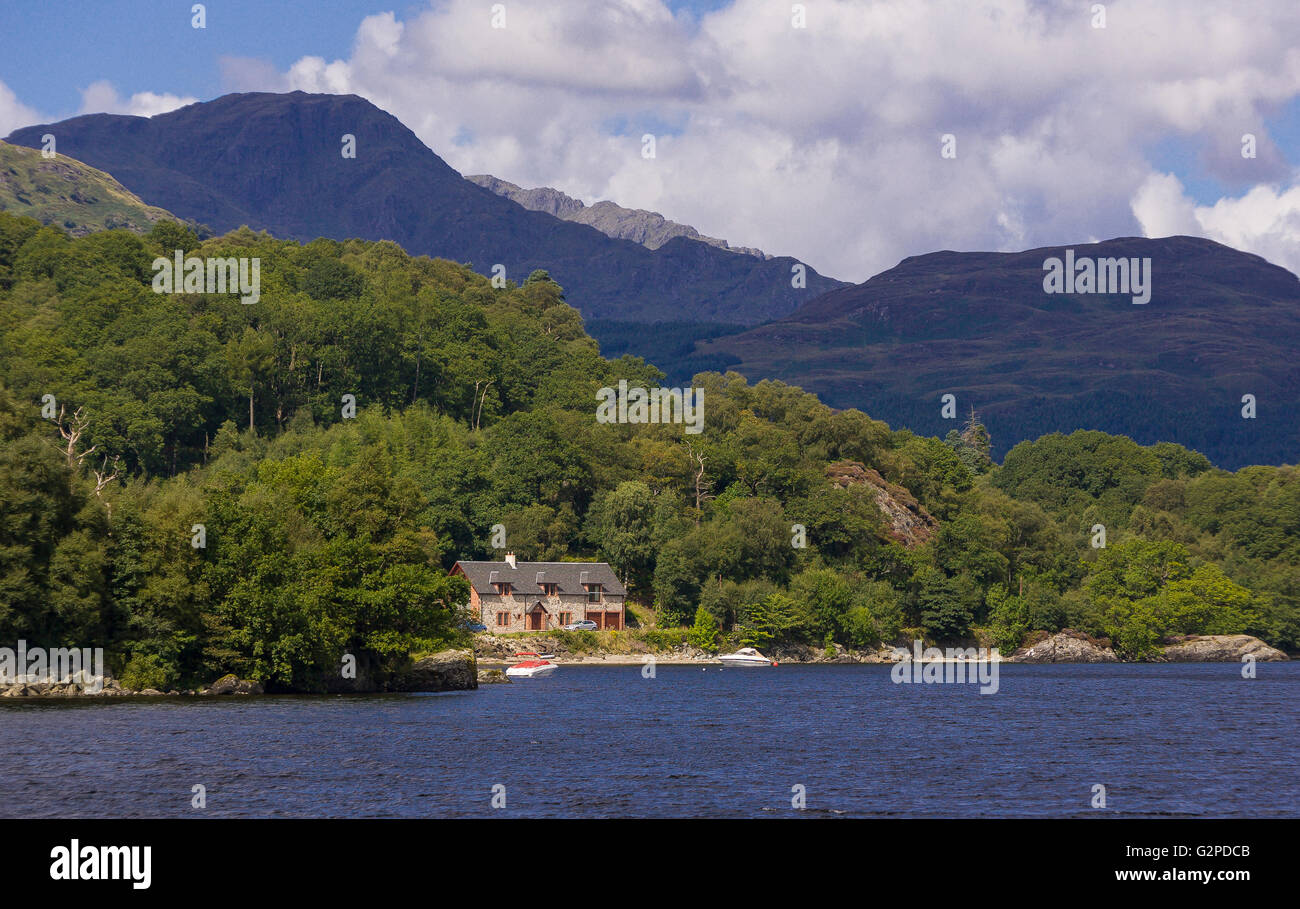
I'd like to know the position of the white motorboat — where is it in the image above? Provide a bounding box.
[717,647,776,667]
[505,659,557,679]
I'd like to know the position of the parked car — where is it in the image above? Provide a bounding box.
[463,622,488,632]
[562,620,598,631]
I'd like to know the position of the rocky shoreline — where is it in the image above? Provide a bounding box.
[0,671,266,699]
[1008,631,1288,663]
[0,650,481,698]
[474,631,1290,667]
[0,635,1287,699]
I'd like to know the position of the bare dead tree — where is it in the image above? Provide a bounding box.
[473,380,494,431]
[685,439,713,527]
[47,405,119,519]
[93,454,121,520]
[54,405,96,469]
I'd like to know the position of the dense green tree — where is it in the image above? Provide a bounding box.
[788,567,853,642]
[687,605,720,652]
[912,567,977,639]
[585,481,656,597]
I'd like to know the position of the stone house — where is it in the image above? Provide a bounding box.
[451,553,627,632]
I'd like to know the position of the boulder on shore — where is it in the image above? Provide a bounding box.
[1160,635,1287,662]
[203,674,264,695]
[1011,631,1118,663]
[0,675,116,696]
[477,668,510,684]
[391,649,477,692]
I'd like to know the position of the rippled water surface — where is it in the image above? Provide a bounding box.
[2,663,1296,817]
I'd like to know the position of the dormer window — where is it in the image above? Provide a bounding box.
[585,583,603,603]
[493,582,513,596]
[539,582,559,596]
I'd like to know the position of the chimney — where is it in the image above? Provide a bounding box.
[504,552,516,569]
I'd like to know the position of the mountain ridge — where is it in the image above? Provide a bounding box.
[681,235,1300,468]
[5,91,840,324]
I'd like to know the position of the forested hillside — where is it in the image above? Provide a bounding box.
[1,212,1294,691]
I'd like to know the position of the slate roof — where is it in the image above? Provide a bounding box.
[453,560,626,598]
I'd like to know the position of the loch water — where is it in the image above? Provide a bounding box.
[2,663,1296,818]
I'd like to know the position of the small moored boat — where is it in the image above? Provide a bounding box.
[717,647,777,667]
[505,659,557,679]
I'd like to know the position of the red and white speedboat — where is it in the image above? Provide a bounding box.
[505,659,557,679]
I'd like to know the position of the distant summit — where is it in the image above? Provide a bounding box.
[7,92,838,324]
[467,173,770,259]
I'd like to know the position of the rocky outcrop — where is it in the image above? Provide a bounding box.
[202,674,264,695]
[826,460,937,547]
[477,668,510,684]
[466,173,771,259]
[1011,631,1118,663]
[570,201,770,258]
[466,174,585,219]
[390,650,478,692]
[1160,635,1288,662]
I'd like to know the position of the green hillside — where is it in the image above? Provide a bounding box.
[0,140,181,236]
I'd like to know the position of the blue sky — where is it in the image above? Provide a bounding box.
[2,1,1298,280]
[0,0,729,118]
[0,1,375,118]
[1145,96,1300,202]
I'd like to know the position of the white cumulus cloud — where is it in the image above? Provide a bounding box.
[0,79,41,137]
[209,1,1300,280]
[1134,171,1300,274]
[79,80,198,118]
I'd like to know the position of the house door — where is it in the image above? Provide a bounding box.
[529,604,546,630]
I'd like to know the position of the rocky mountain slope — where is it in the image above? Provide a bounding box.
[826,459,936,547]
[467,173,769,258]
